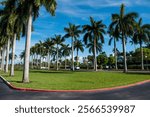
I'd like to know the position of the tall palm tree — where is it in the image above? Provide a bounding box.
[43,38,54,70]
[83,17,106,71]
[0,39,6,71]
[110,4,138,73]
[39,41,44,69]
[10,2,26,76]
[61,44,71,70]
[52,35,65,70]
[33,43,40,68]
[35,41,44,69]
[108,28,119,70]
[30,46,36,69]
[0,0,26,76]
[20,0,57,83]
[0,17,12,73]
[133,18,150,70]
[0,3,12,73]
[1,44,6,71]
[64,23,81,71]
[74,40,84,66]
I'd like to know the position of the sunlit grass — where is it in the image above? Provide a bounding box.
[1,70,150,90]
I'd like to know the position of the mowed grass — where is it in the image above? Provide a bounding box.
[1,70,150,90]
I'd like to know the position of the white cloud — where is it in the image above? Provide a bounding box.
[58,0,150,8]
[56,0,111,21]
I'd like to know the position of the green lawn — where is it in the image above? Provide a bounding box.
[1,70,150,90]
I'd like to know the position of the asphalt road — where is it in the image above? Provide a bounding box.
[0,77,150,100]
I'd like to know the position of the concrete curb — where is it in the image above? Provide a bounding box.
[1,75,150,93]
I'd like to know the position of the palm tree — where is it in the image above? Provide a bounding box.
[64,23,81,71]
[30,46,36,69]
[35,41,44,69]
[108,28,119,70]
[133,18,150,70]
[74,40,84,66]
[0,38,6,71]
[10,3,26,76]
[33,43,40,68]
[0,16,12,73]
[20,0,57,83]
[52,35,65,70]
[110,4,138,73]
[61,44,71,69]
[0,3,12,73]
[39,41,44,69]
[0,0,26,76]
[83,17,106,71]
[43,38,54,70]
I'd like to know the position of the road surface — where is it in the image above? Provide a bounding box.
[0,77,150,100]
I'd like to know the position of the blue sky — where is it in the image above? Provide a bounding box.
[4,0,150,62]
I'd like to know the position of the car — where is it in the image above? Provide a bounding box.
[75,66,80,70]
[70,66,80,70]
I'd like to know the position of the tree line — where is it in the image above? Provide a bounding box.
[0,0,150,83]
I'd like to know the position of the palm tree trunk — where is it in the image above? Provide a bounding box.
[31,55,33,69]
[65,56,67,70]
[72,37,75,71]
[56,45,59,71]
[22,5,32,83]
[40,56,42,69]
[10,34,16,76]
[122,35,127,73]
[1,45,6,71]
[47,51,50,70]
[49,55,51,70]
[140,43,144,70]
[33,53,36,69]
[94,39,97,71]
[114,38,118,70]
[5,38,10,73]
[36,54,38,69]
[39,50,42,69]
[76,49,79,66]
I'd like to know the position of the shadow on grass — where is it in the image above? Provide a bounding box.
[1,74,9,78]
[126,71,150,75]
[30,70,74,74]
[9,80,34,84]
[9,81,22,83]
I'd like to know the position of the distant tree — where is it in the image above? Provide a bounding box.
[132,18,150,70]
[108,27,119,70]
[87,55,94,64]
[108,54,115,68]
[97,52,108,68]
[134,48,150,61]
[74,40,84,66]
[61,44,71,69]
[52,35,65,70]
[43,38,54,70]
[64,23,81,71]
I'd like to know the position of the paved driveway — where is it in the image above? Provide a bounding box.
[0,77,150,100]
